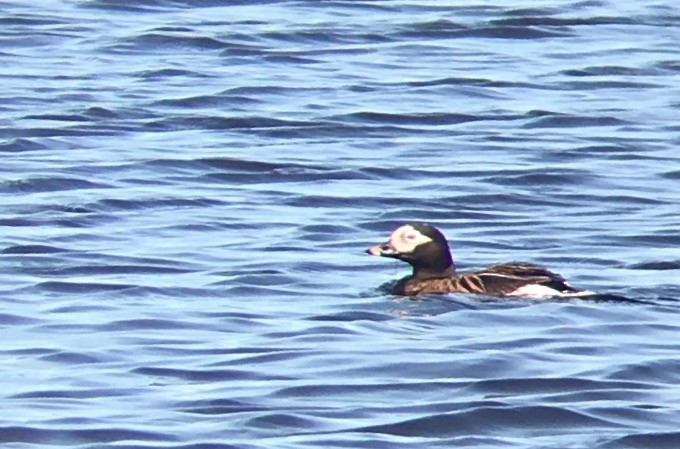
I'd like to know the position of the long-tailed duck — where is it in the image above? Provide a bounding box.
[367,223,592,298]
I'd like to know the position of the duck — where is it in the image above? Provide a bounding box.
[366,223,593,298]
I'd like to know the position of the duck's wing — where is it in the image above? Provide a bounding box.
[396,263,588,297]
[481,263,566,280]
[470,262,580,296]
[398,268,551,296]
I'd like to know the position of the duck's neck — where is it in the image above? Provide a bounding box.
[412,263,456,280]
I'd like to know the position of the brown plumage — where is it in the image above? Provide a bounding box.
[367,223,592,298]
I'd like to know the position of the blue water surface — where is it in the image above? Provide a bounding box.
[1,1,679,448]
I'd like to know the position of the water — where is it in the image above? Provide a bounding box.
[1,1,679,448]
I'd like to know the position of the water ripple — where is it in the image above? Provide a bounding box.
[1,1,678,448]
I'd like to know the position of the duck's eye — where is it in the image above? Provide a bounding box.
[404,232,419,241]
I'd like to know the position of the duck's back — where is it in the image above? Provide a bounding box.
[397,263,584,297]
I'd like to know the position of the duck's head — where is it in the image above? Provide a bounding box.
[366,223,455,279]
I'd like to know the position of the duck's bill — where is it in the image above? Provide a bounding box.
[366,241,398,257]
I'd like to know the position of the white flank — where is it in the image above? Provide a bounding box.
[508,284,595,299]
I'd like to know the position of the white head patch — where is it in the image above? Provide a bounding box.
[388,225,432,254]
